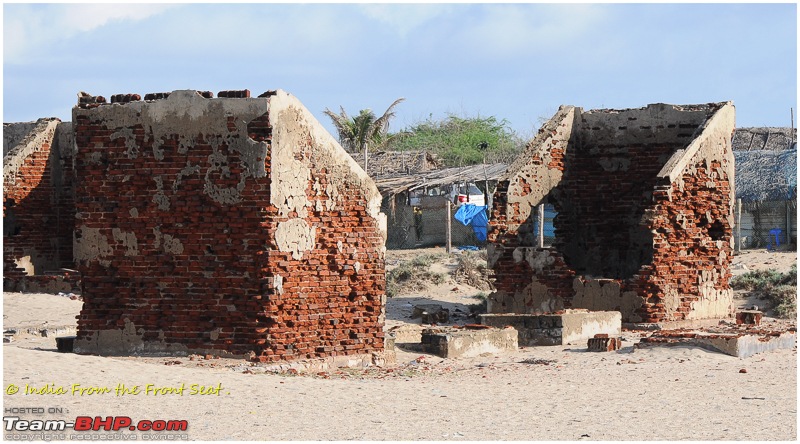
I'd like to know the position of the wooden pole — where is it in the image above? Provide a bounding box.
[538,203,545,248]
[483,155,491,209]
[446,200,452,253]
[736,198,742,254]
[787,200,791,248]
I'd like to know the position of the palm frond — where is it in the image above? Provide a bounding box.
[373,98,405,136]
[323,107,358,152]
[323,98,405,154]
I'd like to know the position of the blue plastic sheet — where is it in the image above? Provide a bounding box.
[454,205,488,242]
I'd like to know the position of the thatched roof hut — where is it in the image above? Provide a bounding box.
[349,149,508,197]
[354,153,509,249]
[351,150,442,177]
[732,127,796,151]
[373,162,508,197]
[734,148,797,204]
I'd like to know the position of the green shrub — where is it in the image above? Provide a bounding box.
[386,256,446,297]
[453,251,494,291]
[731,265,796,291]
[772,285,797,319]
[409,253,445,268]
[731,265,797,319]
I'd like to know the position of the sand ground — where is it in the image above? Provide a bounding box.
[1,248,796,441]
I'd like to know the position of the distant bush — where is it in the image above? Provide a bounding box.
[389,114,524,166]
[386,254,447,298]
[453,251,494,291]
[731,265,796,318]
[771,285,797,319]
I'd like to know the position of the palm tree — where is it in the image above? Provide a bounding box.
[323,98,405,173]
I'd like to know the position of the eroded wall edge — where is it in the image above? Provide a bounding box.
[503,106,576,226]
[268,90,387,258]
[666,102,736,320]
[3,118,60,183]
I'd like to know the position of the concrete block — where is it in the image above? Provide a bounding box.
[387,324,425,343]
[480,310,622,346]
[636,329,796,358]
[420,326,518,358]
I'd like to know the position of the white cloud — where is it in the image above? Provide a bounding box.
[4,4,174,64]
[59,4,175,33]
[116,5,364,62]
[357,4,454,37]
[459,4,609,58]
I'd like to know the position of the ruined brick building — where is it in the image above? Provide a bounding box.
[4,94,738,360]
[4,118,78,293]
[10,89,387,362]
[488,103,736,323]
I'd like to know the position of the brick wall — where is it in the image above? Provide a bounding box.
[72,89,387,361]
[488,103,735,323]
[3,118,75,289]
[487,107,576,313]
[632,129,735,322]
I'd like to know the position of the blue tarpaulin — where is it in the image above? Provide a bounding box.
[535,204,557,238]
[454,205,488,241]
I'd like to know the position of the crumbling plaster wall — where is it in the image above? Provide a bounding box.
[486,106,574,254]
[72,90,273,356]
[3,118,75,288]
[4,121,38,157]
[261,92,387,362]
[499,105,576,238]
[488,102,735,323]
[640,103,736,321]
[72,89,387,361]
[486,107,576,316]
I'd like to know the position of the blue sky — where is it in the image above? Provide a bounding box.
[3,3,798,138]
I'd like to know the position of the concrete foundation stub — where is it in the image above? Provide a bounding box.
[420,326,518,358]
[481,310,622,346]
[637,330,796,358]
